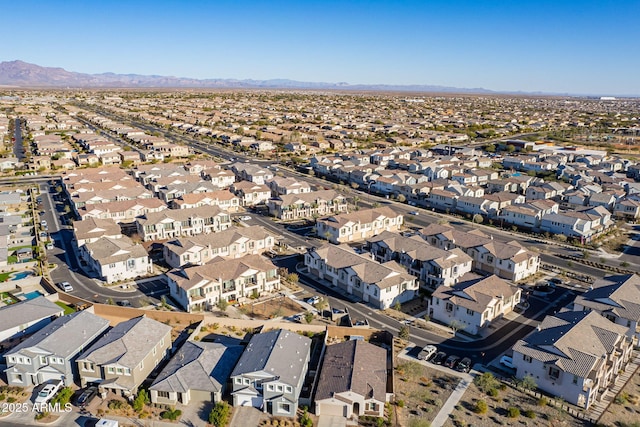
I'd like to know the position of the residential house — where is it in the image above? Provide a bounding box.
[316,207,403,244]
[0,297,63,344]
[430,274,521,335]
[150,341,244,406]
[231,181,272,207]
[163,225,275,269]
[73,217,122,247]
[167,255,280,312]
[314,340,390,418]
[267,190,348,220]
[230,163,274,185]
[81,236,152,283]
[304,245,418,309]
[5,311,109,387]
[77,316,172,397]
[614,199,640,220]
[171,190,241,212]
[230,329,311,418]
[77,198,167,223]
[135,206,231,242]
[267,176,312,196]
[572,274,640,342]
[540,206,613,243]
[367,231,472,289]
[512,310,633,409]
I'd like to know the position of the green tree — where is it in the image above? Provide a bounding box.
[132,389,149,412]
[472,214,484,224]
[209,401,231,427]
[393,301,402,311]
[217,298,228,311]
[519,374,537,391]
[304,311,314,324]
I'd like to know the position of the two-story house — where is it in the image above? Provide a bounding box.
[512,310,633,409]
[167,254,280,312]
[135,205,231,242]
[163,225,276,269]
[230,329,311,418]
[305,245,418,309]
[0,297,63,343]
[429,274,521,335]
[5,311,109,387]
[81,236,152,283]
[267,190,348,220]
[316,207,403,244]
[77,316,172,397]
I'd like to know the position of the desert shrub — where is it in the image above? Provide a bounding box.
[108,399,127,410]
[0,394,5,401]
[524,409,536,419]
[537,397,548,406]
[507,407,520,418]
[51,387,73,406]
[6,397,16,403]
[209,401,231,427]
[474,399,488,414]
[487,388,499,397]
[396,399,405,408]
[473,372,499,394]
[161,408,182,420]
[615,391,629,405]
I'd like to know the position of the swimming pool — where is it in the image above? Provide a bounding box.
[23,291,44,300]
[11,271,32,280]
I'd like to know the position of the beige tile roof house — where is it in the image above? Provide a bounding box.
[304,244,418,309]
[230,181,272,206]
[572,274,640,341]
[71,186,155,213]
[316,207,403,244]
[78,198,168,223]
[512,310,633,409]
[73,217,122,247]
[77,316,172,397]
[430,274,521,335]
[136,205,231,242]
[170,189,240,212]
[367,231,472,289]
[163,225,276,268]
[166,254,280,312]
[267,189,348,220]
[81,235,152,283]
[314,340,391,418]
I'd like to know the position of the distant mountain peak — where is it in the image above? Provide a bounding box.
[0,59,494,93]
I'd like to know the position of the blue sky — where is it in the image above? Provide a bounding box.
[2,0,638,95]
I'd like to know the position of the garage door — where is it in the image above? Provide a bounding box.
[318,402,346,417]
[235,395,253,407]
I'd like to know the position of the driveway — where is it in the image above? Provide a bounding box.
[229,406,266,427]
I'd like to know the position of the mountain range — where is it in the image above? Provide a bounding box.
[0,60,494,93]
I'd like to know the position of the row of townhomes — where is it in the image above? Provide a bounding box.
[511,274,640,409]
[311,142,640,242]
[1,299,392,420]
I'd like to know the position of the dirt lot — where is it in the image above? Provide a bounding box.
[598,369,640,427]
[242,295,304,320]
[394,360,458,426]
[443,376,591,427]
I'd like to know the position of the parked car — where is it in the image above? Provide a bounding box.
[432,351,447,365]
[41,220,47,227]
[444,355,461,369]
[306,296,321,305]
[499,355,515,369]
[76,386,98,407]
[35,380,62,404]
[418,345,437,361]
[57,281,73,292]
[456,357,472,373]
[549,277,564,285]
[117,300,132,307]
[408,211,419,216]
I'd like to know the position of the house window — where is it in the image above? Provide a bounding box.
[107,367,115,374]
[139,360,144,370]
[523,355,532,363]
[8,356,15,363]
[39,356,46,364]
[573,375,579,384]
[279,403,291,413]
[244,378,250,385]
[277,385,283,392]
[124,368,131,375]
[158,391,170,399]
[153,347,157,356]
[235,378,242,385]
[548,367,560,380]
[267,384,274,391]
[466,309,474,315]
[116,368,123,375]
[446,302,454,312]
[285,386,292,393]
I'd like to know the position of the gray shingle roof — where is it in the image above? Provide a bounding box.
[0,297,63,334]
[231,329,310,386]
[574,274,640,323]
[78,316,171,368]
[314,340,387,402]
[150,341,243,394]
[7,310,109,359]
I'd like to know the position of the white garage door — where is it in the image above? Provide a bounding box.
[318,402,346,417]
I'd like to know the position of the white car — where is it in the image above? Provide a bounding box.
[306,296,321,305]
[418,345,437,361]
[240,215,251,221]
[35,381,62,404]
[499,355,515,369]
[58,281,74,292]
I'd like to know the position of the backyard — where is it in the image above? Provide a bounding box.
[240,294,304,320]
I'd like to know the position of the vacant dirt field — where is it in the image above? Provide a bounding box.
[243,295,304,320]
[444,377,592,427]
[598,369,640,427]
[394,360,458,427]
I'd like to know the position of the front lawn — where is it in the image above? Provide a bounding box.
[55,301,75,315]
